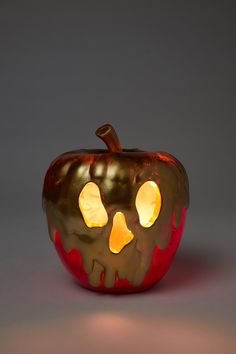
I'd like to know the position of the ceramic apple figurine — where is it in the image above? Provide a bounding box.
[43,124,189,293]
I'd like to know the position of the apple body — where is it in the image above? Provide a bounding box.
[42,124,189,293]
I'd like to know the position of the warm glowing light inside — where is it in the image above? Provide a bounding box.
[79,182,108,227]
[109,212,134,254]
[135,181,161,227]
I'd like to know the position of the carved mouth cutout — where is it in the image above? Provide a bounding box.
[78,180,162,254]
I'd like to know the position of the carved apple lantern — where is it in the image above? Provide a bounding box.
[42,124,189,293]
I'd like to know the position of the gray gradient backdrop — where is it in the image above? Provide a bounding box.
[0,1,235,353]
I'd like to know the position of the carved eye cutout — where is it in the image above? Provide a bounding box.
[78,182,108,227]
[135,181,162,228]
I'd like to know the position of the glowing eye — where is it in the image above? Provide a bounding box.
[135,181,162,228]
[78,182,108,228]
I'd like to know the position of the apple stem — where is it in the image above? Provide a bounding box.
[95,124,122,152]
